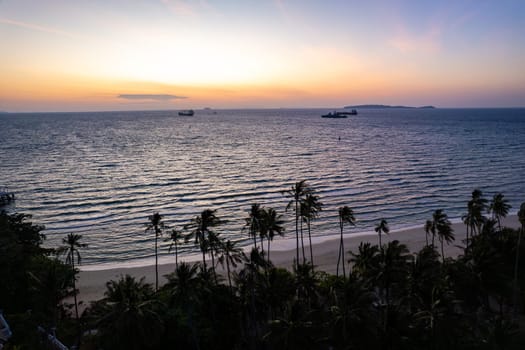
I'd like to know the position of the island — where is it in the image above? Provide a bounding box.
[343,104,436,109]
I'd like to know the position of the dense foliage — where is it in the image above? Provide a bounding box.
[0,212,77,349]
[1,187,524,349]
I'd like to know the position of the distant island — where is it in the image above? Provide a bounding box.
[344,104,435,109]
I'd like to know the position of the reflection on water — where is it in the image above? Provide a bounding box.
[1,108,524,266]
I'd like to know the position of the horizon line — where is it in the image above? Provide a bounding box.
[3,106,525,114]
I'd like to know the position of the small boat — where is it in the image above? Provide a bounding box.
[321,109,357,118]
[344,109,358,115]
[178,109,194,116]
[322,112,347,118]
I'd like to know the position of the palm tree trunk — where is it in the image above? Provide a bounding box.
[226,257,232,291]
[295,199,299,265]
[155,231,159,291]
[267,239,271,263]
[175,243,178,269]
[252,227,257,249]
[202,249,207,270]
[341,226,346,278]
[308,220,314,267]
[70,253,81,347]
[513,225,523,315]
[466,224,469,250]
[441,239,445,262]
[336,219,342,277]
[300,219,306,264]
[379,232,382,247]
[211,250,217,284]
[71,256,79,322]
[337,219,346,278]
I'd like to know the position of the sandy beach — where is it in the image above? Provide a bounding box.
[78,215,521,304]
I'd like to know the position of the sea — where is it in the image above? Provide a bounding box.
[1,108,524,269]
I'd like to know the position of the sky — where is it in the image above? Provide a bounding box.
[1,0,524,112]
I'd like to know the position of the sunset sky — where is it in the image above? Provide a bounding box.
[1,0,524,112]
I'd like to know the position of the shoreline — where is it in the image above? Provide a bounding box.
[77,215,521,304]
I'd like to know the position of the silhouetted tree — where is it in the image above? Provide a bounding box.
[426,209,452,251]
[337,206,355,278]
[489,193,511,233]
[283,180,312,265]
[514,202,525,314]
[61,233,87,324]
[166,227,184,269]
[95,275,162,350]
[146,212,165,291]
[301,193,322,267]
[375,218,389,247]
[245,203,263,250]
[260,206,285,263]
[435,211,454,262]
[462,189,487,248]
[185,209,223,278]
[471,189,488,236]
[217,239,245,290]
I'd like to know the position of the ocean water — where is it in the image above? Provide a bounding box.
[1,108,524,268]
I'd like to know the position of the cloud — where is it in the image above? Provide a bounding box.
[117,94,187,101]
[0,17,76,38]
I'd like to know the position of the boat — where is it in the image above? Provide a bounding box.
[178,109,194,116]
[344,109,358,115]
[321,109,357,118]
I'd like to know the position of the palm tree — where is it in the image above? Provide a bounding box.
[435,211,454,262]
[337,206,355,278]
[164,263,201,349]
[166,228,184,269]
[301,193,323,267]
[426,209,453,254]
[514,202,525,314]
[28,258,75,327]
[349,242,381,283]
[185,209,223,275]
[282,180,312,265]
[245,203,263,250]
[471,189,488,236]
[97,275,163,350]
[61,233,87,324]
[217,239,245,290]
[462,189,488,249]
[425,210,455,260]
[146,212,165,291]
[424,219,432,247]
[461,210,474,249]
[164,262,200,303]
[260,207,285,263]
[375,219,389,247]
[489,193,511,232]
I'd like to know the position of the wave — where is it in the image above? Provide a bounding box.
[2,108,524,267]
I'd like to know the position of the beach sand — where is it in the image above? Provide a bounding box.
[77,215,521,305]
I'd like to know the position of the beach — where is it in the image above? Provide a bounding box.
[78,215,521,304]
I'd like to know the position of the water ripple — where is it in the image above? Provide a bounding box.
[1,108,524,266]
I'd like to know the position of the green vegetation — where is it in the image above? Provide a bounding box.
[1,185,525,349]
